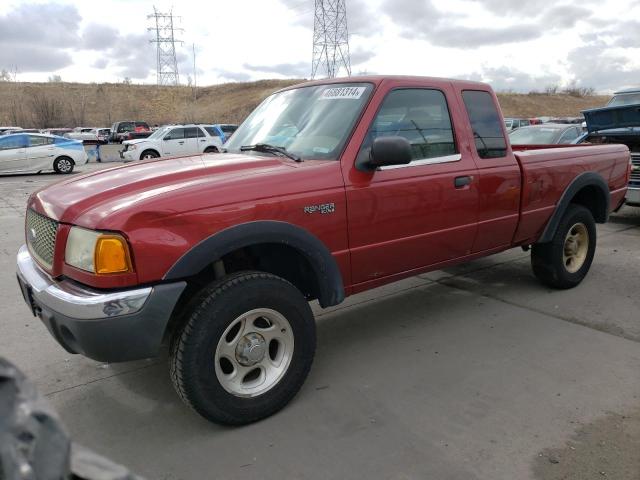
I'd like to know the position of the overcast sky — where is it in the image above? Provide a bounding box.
[1,0,639,92]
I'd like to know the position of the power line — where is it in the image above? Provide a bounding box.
[311,0,351,79]
[148,6,183,86]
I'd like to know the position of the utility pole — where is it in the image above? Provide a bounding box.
[311,0,351,79]
[148,6,183,86]
[192,43,197,101]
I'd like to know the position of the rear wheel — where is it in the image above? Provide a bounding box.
[204,146,219,154]
[140,150,159,160]
[53,156,74,174]
[169,271,316,425]
[531,204,596,289]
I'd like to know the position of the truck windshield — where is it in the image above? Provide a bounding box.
[225,83,373,160]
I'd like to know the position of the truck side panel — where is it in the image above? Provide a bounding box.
[512,144,629,244]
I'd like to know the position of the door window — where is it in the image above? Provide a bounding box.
[558,127,580,144]
[164,128,185,140]
[28,135,53,147]
[359,88,457,163]
[462,90,507,159]
[0,135,28,150]
[184,127,200,138]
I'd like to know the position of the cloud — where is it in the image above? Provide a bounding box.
[350,48,377,66]
[0,45,72,72]
[82,23,119,50]
[566,43,640,91]
[109,33,156,79]
[243,61,308,77]
[541,5,592,28]
[214,70,253,82]
[0,3,81,47]
[92,58,109,70]
[382,0,542,47]
[470,0,594,15]
[461,65,562,92]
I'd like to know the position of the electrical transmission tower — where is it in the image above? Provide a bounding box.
[311,0,351,79]
[148,7,183,86]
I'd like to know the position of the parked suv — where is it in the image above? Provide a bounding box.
[109,121,150,143]
[120,124,224,161]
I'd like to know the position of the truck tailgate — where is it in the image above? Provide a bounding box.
[511,144,629,244]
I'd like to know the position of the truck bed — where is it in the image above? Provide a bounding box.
[510,143,629,244]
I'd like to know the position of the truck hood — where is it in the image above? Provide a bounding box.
[583,103,640,133]
[122,138,149,146]
[29,153,329,228]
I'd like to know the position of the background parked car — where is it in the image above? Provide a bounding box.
[205,123,239,142]
[66,127,111,144]
[120,124,225,161]
[42,128,73,137]
[504,118,531,130]
[508,123,584,145]
[0,126,21,135]
[0,133,87,174]
[109,121,150,143]
[120,130,153,141]
[1,128,39,136]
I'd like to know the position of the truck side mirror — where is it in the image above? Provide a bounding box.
[367,136,413,169]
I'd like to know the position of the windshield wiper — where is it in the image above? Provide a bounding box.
[240,143,302,162]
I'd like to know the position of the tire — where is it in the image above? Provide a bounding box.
[169,271,316,425]
[531,204,596,289]
[204,146,219,154]
[53,156,74,174]
[139,150,160,160]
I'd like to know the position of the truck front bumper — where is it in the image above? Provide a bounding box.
[626,187,640,206]
[120,149,137,162]
[16,245,186,362]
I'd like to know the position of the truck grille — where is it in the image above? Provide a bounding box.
[26,209,58,269]
[630,153,640,188]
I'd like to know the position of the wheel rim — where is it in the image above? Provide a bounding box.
[215,308,294,397]
[563,223,589,273]
[142,153,155,159]
[58,159,72,172]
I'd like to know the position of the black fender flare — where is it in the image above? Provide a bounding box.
[537,171,610,243]
[163,220,345,308]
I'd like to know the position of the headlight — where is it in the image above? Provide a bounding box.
[65,227,132,274]
[128,144,137,150]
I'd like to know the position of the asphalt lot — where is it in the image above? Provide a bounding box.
[1,162,639,480]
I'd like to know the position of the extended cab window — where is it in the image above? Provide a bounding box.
[359,88,457,163]
[462,90,507,159]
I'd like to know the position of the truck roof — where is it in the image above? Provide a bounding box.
[613,87,640,94]
[278,75,491,93]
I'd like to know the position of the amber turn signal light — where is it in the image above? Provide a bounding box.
[94,235,132,274]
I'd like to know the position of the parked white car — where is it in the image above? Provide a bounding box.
[120,124,224,161]
[0,133,88,174]
[66,127,111,143]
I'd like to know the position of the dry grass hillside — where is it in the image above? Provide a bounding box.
[0,79,609,128]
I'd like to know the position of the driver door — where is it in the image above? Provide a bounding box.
[344,85,479,286]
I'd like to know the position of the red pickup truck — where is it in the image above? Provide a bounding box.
[17,76,630,425]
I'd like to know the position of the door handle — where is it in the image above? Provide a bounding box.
[178,141,184,144]
[454,176,473,188]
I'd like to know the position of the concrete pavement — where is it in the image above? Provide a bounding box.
[1,163,639,479]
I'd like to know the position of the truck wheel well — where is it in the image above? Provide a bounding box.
[165,243,321,341]
[570,185,607,223]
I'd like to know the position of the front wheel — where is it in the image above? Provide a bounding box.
[531,204,596,289]
[169,271,316,425]
[139,150,159,160]
[53,156,74,174]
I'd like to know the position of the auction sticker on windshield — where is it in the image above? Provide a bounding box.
[320,86,366,100]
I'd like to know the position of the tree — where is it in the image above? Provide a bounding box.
[47,75,62,83]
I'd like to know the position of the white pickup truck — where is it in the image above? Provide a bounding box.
[120,124,225,161]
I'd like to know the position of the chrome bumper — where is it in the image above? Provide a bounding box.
[16,245,151,319]
[626,187,640,206]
